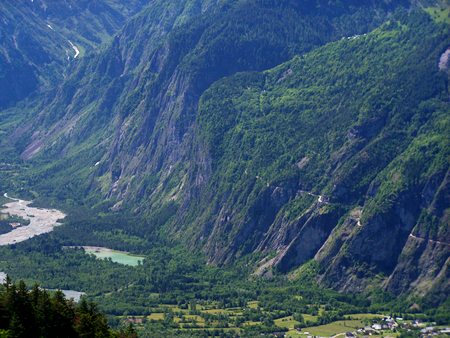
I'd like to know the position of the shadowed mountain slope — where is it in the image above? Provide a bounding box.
[0,0,150,109]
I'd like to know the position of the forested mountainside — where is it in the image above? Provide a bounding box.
[0,0,449,303]
[5,0,410,203]
[195,12,450,299]
[0,0,149,109]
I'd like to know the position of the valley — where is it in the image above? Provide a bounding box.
[0,0,448,337]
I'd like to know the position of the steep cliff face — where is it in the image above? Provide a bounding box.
[3,0,448,298]
[0,0,149,109]
[13,0,224,202]
[315,98,450,295]
[383,170,449,297]
[316,170,449,296]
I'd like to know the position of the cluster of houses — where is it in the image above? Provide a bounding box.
[409,320,450,337]
[349,317,450,337]
[351,316,399,336]
[294,315,450,338]
[419,326,450,336]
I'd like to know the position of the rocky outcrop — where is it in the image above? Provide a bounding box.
[316,167,450,294]
[384,169,450,298]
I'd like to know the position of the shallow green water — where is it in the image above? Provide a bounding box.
[83,247,145,266]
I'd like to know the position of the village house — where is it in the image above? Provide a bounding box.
[361,326,377,335]
[420,327,435,334]
[372,323,382,330]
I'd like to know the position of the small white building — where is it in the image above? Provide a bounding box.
[420,327,434,334]
[372,324,382,330]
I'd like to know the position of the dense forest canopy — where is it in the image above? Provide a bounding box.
[0,278,137,338]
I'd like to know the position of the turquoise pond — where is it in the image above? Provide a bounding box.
[82,247,145,266]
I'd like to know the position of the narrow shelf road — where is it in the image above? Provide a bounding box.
[408,233,450,246]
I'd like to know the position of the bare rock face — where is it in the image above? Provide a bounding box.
[204,182,299,265]
[316,169,450,295]
[384,234,450,297]
[384,170,450,297]
[439,47,450,72]
[252,196,345,274]
[273,206,344,273]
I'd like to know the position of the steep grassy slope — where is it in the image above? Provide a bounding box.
[0,0,149,109]
[193,11,449,296]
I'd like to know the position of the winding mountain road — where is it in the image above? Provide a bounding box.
[298,190,327,204]
[408,233,450,246]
